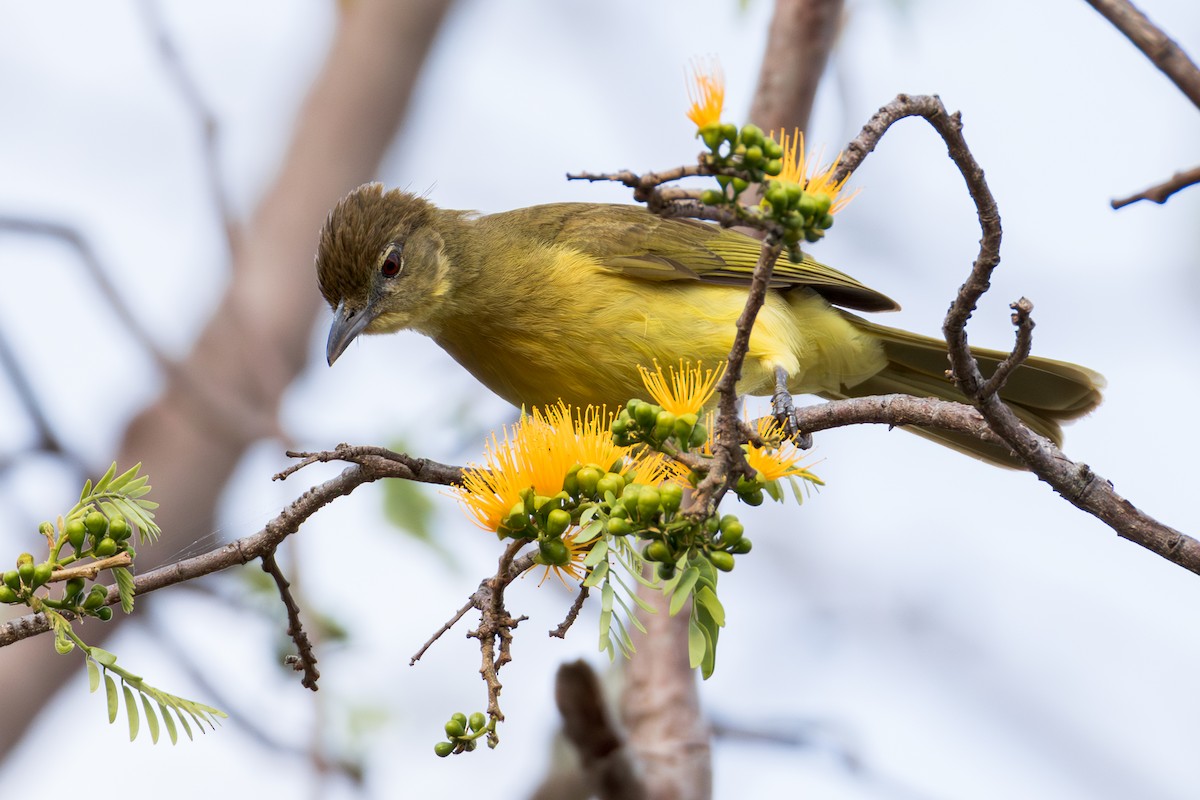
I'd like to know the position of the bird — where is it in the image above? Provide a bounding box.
[316,183,1103,466]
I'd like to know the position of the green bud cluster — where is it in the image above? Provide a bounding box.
[613,399,708,451]
[761,178,835,250]
[434,710,489,757]
[697,124,786,206]
[62,510,135,561]
[0,552,55,603]
[733,470,767,507]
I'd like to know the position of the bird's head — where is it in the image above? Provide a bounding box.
[316,183,454,365]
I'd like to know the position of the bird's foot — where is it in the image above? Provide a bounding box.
[771,368,812,449]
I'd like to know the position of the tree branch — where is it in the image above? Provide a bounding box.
[1082,0,1200,110]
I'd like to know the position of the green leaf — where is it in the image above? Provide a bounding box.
[142,694,160,744]
[123,684,139,741]
[582,538,608,568]
[114,567,136,614]
[86,658,100,692]
[574,519,603,545]
[93,463,118,495]
[611,584,648,635]
[669,567,700,616]
[695,585,726,627]
[583,560,608,587]
[175,707,194,741]
[764,479,784,502]
[90,647,118,668]
[104,673,118,723]
[687,616,707,669]
[160,701,178,745]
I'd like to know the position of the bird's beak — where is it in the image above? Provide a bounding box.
[326,301,372,365]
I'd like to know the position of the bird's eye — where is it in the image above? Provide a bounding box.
[380,248,403,278]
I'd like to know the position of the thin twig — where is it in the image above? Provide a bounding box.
[0,447,465,648]
[979,298,1035,399]
[261,548,320,691]
[1082,0,1200,110]
[1111,163,1200,209]
[410,597,473,665]
[549,584,590,639]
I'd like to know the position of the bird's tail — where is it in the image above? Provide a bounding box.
[825,315,1105,467]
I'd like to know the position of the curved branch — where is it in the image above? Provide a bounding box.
[838,94,1200,576]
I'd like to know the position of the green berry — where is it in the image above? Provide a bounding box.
[576,466,603,497]
[66,519,87,550]
[94,538,118,557]
[17,562,35,587]
[596,472,624,500]
[689,424,708,449]
[653,410,677,441]
[739,124,763,145]
[31,563,52,589]
[64,577,85,600]
[660,483,684,514]
[765,158,783,176]
[709,551,735,572]
[445,718,466,738]
[656,563,676,580]
[731,177,749,193]
[95,606,114,621]
[2,571,19,592]
[469,712,487,732]
[607,517,633,537]
[637,488,661,520]
[84,511,108,537]
[744,145,763,164]
[538,538,571,567]
[732,538,753,555]
[545,509,571,538]
[82,586,107,611]
[434,741,455,758]
[0,586,17,604]
[108,516,130,541]
[741,489,765,507]
[634,402,660,430]
[701,188,725,206]
[645,541,671,563]
[719,123,738,142]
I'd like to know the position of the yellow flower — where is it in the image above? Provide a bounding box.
[774,128,857,215]
[686,59,725,129]
[638,359,725,416]
[456,402,647,533]
[744,415,824,484]
[455,423,546,533]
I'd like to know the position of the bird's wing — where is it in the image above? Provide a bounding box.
[548,204,899,313]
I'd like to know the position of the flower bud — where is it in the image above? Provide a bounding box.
[709,551,735,572]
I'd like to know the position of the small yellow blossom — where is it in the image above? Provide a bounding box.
[775,128,857,215]
[638,360,725,416]
[686,59,725,129]
[455,402,660,534]
[744,415,824,484]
